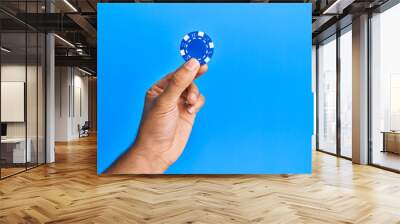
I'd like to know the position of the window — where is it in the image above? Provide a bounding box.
[371,2,400,171]
[317,35,337,154]
[339,27,352,158]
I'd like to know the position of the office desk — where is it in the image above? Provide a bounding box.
[382,131,400,154]
[1,138,31,164]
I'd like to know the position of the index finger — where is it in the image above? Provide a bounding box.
[153,63,208,90]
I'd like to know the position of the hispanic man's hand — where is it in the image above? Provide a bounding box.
[107,58,207,174]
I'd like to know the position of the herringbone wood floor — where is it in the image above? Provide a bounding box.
[1,135,400,224]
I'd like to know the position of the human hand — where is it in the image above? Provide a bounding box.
[107,59,207,174]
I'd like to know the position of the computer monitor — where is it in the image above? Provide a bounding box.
[1,123,7,137]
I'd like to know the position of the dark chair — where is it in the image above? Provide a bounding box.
[78,121,90,138]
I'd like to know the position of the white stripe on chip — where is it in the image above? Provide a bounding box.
[198,31,204,37]
[180,50,185,56]
[183,35,189,41]
[204,57,210,63]
[209,42,214,48]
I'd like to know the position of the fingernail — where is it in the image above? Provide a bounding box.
[184,58,200,71]
[187,106,195,114]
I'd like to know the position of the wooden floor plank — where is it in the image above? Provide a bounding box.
[1,135,400,223]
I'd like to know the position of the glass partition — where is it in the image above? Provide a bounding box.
[1,31,28,177]
[0,1,46,179]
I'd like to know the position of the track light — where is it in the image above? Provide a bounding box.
[1,47,11,53]
[63,0,78,12]
[78,67,93,76]
[54,34,75,48]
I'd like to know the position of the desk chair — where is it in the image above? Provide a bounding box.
[78,121,90,138]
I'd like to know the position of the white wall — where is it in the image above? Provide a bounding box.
[1,65,39,138]
[55,67,89,141]
[55,66,70,141]
[71,72,89,138]
[1,65,26,134]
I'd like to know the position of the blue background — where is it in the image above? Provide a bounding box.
[98,3,312,174]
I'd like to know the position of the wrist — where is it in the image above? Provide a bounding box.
[129,145,170,174]
[106,144,170,174]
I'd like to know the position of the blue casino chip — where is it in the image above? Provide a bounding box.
[180,31,214,65]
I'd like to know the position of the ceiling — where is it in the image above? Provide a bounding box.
[0,0,395,74]
[0,0,97,73]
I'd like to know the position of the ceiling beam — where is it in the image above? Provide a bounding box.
[67,14,97,46]
[55,55,96,72]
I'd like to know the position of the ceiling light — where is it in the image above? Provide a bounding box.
[322,0,354,15]
[63,0,78,12]
[1,47,11,53]
[78,67,93,76]
[54,34,75,48]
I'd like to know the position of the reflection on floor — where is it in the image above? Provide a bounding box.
[0,135,400,223]
[0,163,42,178]
[0,167,25,178]
[373,150,400,171]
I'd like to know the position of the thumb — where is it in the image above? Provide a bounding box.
[160,58,200,102]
